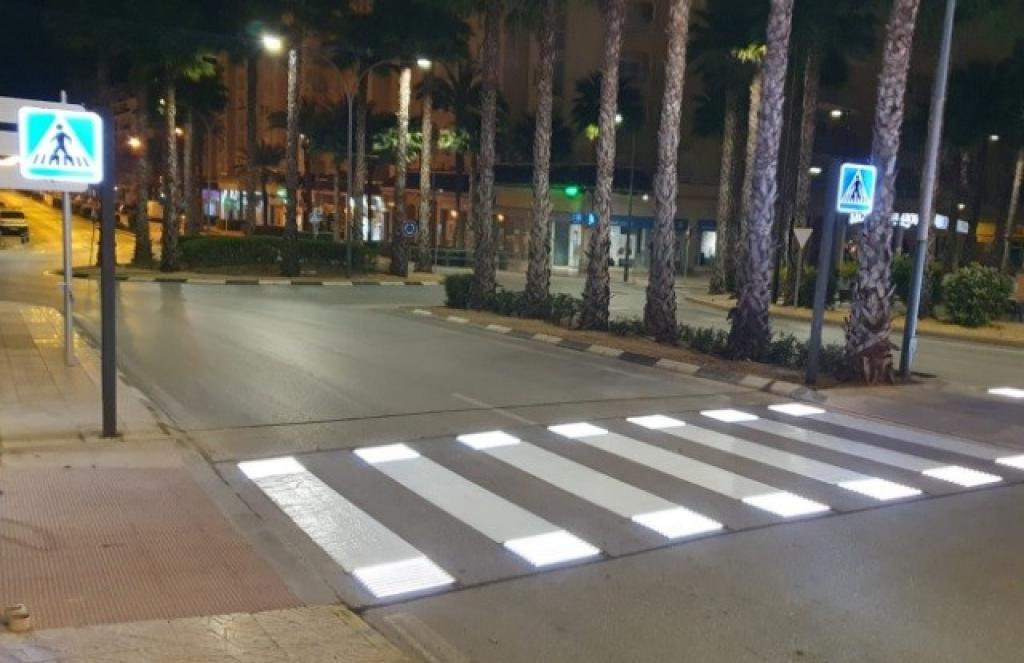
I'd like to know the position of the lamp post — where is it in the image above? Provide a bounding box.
[899,0,956,378]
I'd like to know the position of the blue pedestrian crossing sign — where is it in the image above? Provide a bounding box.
[836,163,876,215]
[18,106,103,184]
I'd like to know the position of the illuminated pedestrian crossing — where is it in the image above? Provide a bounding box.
[233,403,1022,604]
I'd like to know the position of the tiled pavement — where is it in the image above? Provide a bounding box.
[0,302,412,662]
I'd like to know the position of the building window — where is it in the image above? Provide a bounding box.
[625,1,655,31]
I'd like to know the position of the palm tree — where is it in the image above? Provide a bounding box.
[245,53,260,234]
[579,0,627,330]
[280,43,303,276]
[416,71,438,272]
[507,0,561,315]
[570,72,644,140]
[179,69,227,236]
[845,0,922,383]
[726,0,795,359]
[691,0,767,295]
[643,0,695,343]
[786,0,875,294]
[389,65,414,277]
[470,0,504,308]
[130,75,155,266]
[433,61,483,249]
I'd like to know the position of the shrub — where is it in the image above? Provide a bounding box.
[797,266,839,308]
[609,317,646,337]
[547,293,582,327]
[838,260,858,285]
[942,263,1013,327]
[179,236,280,267]
[763,333,802,368]
[492,290,525,317]
[890,253,913,303]
[444,274,474,308]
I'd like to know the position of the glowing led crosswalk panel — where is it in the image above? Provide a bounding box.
[750,411,1004,489]
[548,423,830,518]
[634,416,921,502]
[996,455,1024,470]
[457,431,723,540]
[701,409,760,423]
[988,387,1024,399]
[238,456,454,598]
[356,443,600,567]
[767,403,826,417]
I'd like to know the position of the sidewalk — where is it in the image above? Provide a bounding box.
[0,302,411,662]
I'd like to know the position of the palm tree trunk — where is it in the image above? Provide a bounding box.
[580,0,626,330]
[455,152,467,248]
[524,0,558,316]
[471,0,502,307]
[965,140,989,263]
[734,71,762,296]
[183,113,199,236]
[245,53,259,234]
[709,87,740,295]
[161,79,180,271]
[132,81,153,266]
[846,0,921,384]
[726,0,794,360]
[643,0,693,342]
[261,174,270,227]
[788,47,820,302]
[416,87,435,272]
[354,75,369,242]
[332,156,341,242]
[1000,147,1023,272]
[389,65,413,276]
[281,45,302,277]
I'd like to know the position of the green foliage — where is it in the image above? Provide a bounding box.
[839,260,857,284]
[178,236,377,272]
[942,263,1014,327]
[444,274,475,308]
[547,294,582,327]
[609,317,647,337]
[779,265,839,308]
[891,253,913,303]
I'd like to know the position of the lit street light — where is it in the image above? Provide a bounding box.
[127,136,142,150]
[829,109,843,120]
[261,33,284,54]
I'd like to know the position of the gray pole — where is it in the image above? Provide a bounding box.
[59,91,75,367]
[100,108,117,437]
[806,160,841,386]
[61,192,75,366]
[623,133,636,283]
[346,93,354,277]
[900,0,956,377]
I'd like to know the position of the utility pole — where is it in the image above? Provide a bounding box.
[623,132,636,283]
[900,0,956,378]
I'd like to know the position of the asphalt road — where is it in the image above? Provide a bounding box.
[3,189,1024,662]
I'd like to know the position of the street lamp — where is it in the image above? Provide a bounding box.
[829,109,843,120]
[989,134,1000,143]
[417,58,433,71]
[809,166,823,176]
[261,33,284,54]
[127,136,142,150]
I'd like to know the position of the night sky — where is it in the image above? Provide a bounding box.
[0,2,69,101]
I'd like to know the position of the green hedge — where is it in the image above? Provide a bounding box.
[444,274,581,326]
[178,236,378,271]
[942,263,1013,327]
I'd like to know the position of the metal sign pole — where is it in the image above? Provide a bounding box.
[61,191,75,366]
[806,161,841,386]
[100,109,117,437]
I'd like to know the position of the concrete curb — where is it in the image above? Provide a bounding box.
[66,272,441,287]
[409,308,825,402]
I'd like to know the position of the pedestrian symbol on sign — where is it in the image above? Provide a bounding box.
[18,106,103,184]
[836,163,876,215]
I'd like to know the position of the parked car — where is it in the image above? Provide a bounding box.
[0,209,30,242]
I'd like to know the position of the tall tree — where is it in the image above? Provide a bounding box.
[241,142,286,227]
[691,0,768,295]
[281,43,303,275]
[416,69,437,272]
[470,0,503,308]
[245,53,260,233]
[130,75,154,266]
[179,69,227,236]
[517,0,560,315]
[389,65,414,276]
[580,0,627,330]
[643,0,694,342]
[726,0,795,359]
[845,0,922,383]
[432,61,483,249]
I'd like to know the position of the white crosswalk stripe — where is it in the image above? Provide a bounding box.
[547,422,831,517]
[629,415,921,501]
[354,443,600,568]
[232,409,1020,605]
[457,431,723,539]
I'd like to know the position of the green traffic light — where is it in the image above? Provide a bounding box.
[564,184,581,199]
